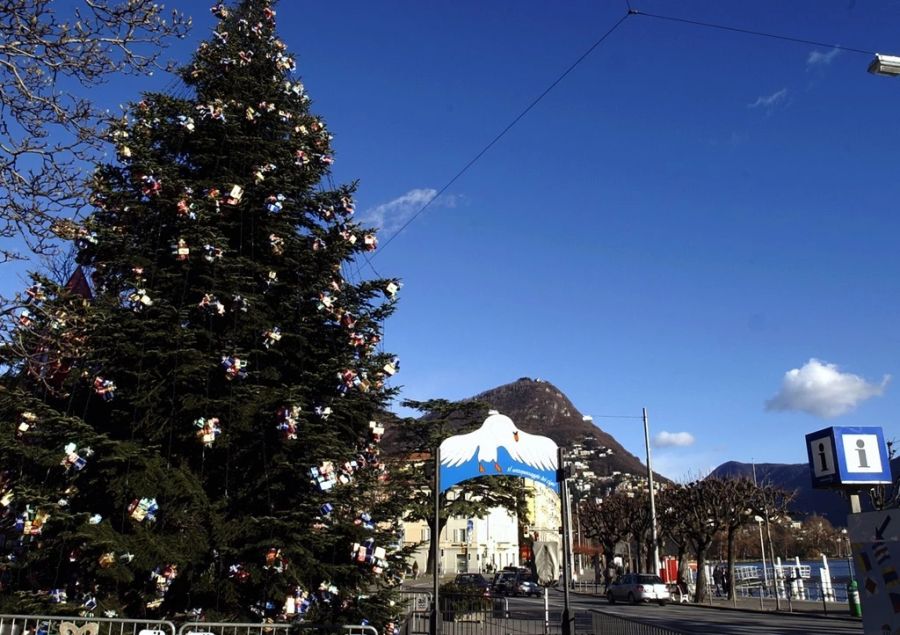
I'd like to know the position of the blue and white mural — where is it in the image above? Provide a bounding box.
[439,411,559,493]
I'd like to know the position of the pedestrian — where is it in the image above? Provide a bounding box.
[713,565,724,597]
[412,561,419,580]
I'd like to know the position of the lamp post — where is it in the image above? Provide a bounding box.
[642,408,661,576]
[755,515,769,591]
[842,529,855,581]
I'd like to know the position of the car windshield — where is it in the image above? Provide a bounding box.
[637,575,664,584]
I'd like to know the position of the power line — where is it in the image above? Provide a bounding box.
[370,6,877,263]
[630,8,875,56]
[374,11,633,257]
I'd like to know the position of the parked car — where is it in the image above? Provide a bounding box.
[454,573,492,597]
[606,573,670,606]
[512,575,542,597]
[492,568,542,597]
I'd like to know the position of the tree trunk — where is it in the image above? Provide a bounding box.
[426,515,449,575]
[676,544,688,592]
[695,546,710,603]
[634,539,643,573]
[726,527,737,600]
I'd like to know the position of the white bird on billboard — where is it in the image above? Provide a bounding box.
[439,411,558,474]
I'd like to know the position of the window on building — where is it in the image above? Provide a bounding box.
[421,527,431,542]
[453,528,467,543]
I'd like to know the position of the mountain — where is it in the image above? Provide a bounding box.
[709,460,900,527]
[385,377,662,482]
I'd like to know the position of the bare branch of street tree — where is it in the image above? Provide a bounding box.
[0,0,190,263]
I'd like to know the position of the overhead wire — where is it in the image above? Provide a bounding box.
[629,8,875,56]
[372,10,633,259]
[366,6,879,266]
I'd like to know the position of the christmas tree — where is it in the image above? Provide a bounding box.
[0,0,406,628]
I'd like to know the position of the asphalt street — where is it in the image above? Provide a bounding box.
[501,590,864,634]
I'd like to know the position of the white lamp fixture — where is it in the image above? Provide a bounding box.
[868,53,900,77]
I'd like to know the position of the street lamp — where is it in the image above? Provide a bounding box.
[842,529,855,581]
[869,53,900,77]
[754,516,769,592]
[642,408,661,576]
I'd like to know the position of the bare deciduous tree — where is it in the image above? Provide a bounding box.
[0,0,190,263]
[579,492,633,582]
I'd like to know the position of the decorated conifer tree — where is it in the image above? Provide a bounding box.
[0,1,406,628]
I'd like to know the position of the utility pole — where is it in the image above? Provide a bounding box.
[431,448,442,635]
[642,408,660,576]
[558,447,575,635]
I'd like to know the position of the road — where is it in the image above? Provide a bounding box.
[500,590,863,634]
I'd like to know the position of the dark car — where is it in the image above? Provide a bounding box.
[454,573,491,597]
[492,568,541,597]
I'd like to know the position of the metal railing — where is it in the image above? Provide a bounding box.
[0,616,375,635]
[178,623,377,635]
[397,594,585,634]
[591,610,690,635]
[0,615,176,635]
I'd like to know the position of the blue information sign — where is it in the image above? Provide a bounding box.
[806,426,892,488]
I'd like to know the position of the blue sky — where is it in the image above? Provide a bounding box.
[8,0,900,479]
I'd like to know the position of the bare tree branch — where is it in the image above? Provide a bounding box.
[0,0,190,263]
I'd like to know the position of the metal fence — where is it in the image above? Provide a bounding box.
[590,610,690,635]
[398,594,595,635]
[178,622,377,635]
[0,616,375,635]
[0,615,176,635]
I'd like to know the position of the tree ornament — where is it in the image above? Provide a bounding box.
[25,283,46,302]
[264,547,285,572]
[177,198,196,219]
[127,288,153,310]
[17,411,37,437]
[221,355,248,380]
[172,238,190,261]
[194,417,222,447]
[93,376,117,400]
[383,357,400,376]
[269,234,284,255]
[140,175,162,198]
[128,497,158,522]
[203,244,223,262]
[224,185,243,205]
[177,115,195,132]
[275,405,299,440]
[62,443,92,471]
[265,194,285,213]
[363,234,378,251]
[262,327,281,348]
[310,462,336,491]
[199,293,226,316]
[228,563,249,582]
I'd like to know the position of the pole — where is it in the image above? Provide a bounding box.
[558,447,574,635]
[758,521,768,591]
[431,448,441,635]
[765,517,780,610]
[642,408,661,576]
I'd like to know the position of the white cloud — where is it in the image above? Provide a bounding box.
[765,358,890,418]
[653,431,695,448]
[748,88,788,111]
[807,47,841,68]
[361,188,457,233]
